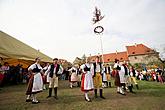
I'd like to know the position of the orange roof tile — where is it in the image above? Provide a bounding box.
[90,51,128,63]
[126,44,154,56]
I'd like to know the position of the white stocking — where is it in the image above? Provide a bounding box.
[85,92,89,100]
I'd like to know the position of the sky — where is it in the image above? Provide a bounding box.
[0,0,165,62]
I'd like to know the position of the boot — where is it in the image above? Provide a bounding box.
[136,84,139,90]
[54,87,58,99]
[100,89,105,99]
[94,89,98,98]
[47,88,52,98]
[106,82,109,87]
[109,82,111,87]
[128,86,135,94]
[77,82,80,87]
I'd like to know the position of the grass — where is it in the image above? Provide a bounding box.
[0,80,165,110]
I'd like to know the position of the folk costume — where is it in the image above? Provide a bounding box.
[81,63,94,102]
[91,61,105,99]
[68,66,78,88]
[45,59,63,99]
[26,62,43,104]
[122,63,135,93]
[113,59,125,95]
[129,66,139,89]
[104,65,111,87]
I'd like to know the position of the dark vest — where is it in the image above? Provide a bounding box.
[93,62,102,77]
[49,64,60,78]
[32,64,41,73]
[84,65,90,72]
[123,64,128,75]
[105,67,111,74]
[132,69,136,77]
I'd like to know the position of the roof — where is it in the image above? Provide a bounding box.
[90,51,128,63]
[0,31,53,63]
[126,44,154,56]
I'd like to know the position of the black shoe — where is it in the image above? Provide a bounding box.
[117,91,120,94]
[100,89,105,99]
[32,101,39,104]
[46,96,51,98]
[26,99,32,102]
[100,96,106,99]
[54,96,58,100]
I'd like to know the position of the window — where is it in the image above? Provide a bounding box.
[134,57,137,59]
[132,52,135,54]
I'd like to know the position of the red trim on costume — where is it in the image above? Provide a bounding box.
[81,73,85,91]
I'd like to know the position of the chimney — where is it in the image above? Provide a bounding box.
[135,43,137,47]
[116,50,118,54]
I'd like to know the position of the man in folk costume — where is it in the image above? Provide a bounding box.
[45,58,63,99]
[91,56,105,99]
[80,57,94,102]
[122,61,135,93]
[68,66,78,88]
[26,57,43,104]
[104,64,111,87]
[129,66,139,89]
[113,59,125,95]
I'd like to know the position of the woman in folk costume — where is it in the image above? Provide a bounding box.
[113,59,125,95]
[26,57,43,104]
[42,63,50,89]
[80,57,94,102]
[91,56,105,99]
[118,62,126,95]
[102,64,107,88]
[68,66,78,88]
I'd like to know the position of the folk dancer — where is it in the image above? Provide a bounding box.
[91,56,105,99]
[104,64,111,87]
[26,57,43,104]
[80,58,94,102]
[68,66,78,88]
[45,58,63,99]
[114,59,125,95]
[42,63,50,90]
[122,62,135,93]
[129,66,139,89]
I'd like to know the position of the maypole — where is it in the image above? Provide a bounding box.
[92,6,105,64]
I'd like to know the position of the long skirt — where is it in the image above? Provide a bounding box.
[70,72,78,83]
[46,72,51,83]
[26,73,43,95]
[81,72,94,91]
[114,71,121,87]
[102,72,107,82]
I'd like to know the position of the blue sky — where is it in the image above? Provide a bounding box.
[0,0,165,62]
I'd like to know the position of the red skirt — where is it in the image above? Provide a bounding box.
[0,73,4,81]
[26,74,34,95]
